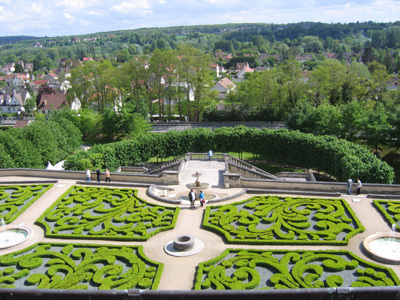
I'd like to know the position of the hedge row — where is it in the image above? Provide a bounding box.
[35,186,180,241]
[202,195,364,245]
[373,200,400,231]
[64,127,394,183]
[0,185,52,223]
[0,243,163,290]
[194,249,400,290]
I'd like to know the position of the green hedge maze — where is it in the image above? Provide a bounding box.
[373,200,400,231]
[203,196,364,245]
[35,186,180,241]
[195,249,400,290]
[0,185,52,224]
[0,243,163,290]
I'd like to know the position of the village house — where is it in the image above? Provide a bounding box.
[237,65,254,79]
[37,93,67,114]
[211,77,236,99]
[0,89,32,114]
[1,63,15,74]
[210,64,226,77]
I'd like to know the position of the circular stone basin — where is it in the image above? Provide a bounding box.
[186,183,210,191]
[173,235,194,251]
[164,235,205,257]
[0,225,32,250]
[363,232,400,264]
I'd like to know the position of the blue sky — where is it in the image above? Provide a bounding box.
[0,0,399,37]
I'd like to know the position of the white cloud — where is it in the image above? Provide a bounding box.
[111,0,152,13]
[0,6,7,22]
[31,3,43,13]
[63,13,75,20]
[157,0,167,4]
[87,10,103,16]
[58,0,86,9]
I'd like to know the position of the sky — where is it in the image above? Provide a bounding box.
[0,0,399,37]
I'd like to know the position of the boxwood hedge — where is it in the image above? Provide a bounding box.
[0,184,52,224]
[373,200,400,231]
[202,195,364,245]
[64,127,394,183]
[195,249,400,290]
[0,243,163,290]
[35,185,180,241]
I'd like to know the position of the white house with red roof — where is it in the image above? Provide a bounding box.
[237,65,254,79]
[211,77,236,99]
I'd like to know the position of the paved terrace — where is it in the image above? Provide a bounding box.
[0,160,399,292]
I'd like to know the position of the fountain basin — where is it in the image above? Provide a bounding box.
[0,225,33,250]
[362,232,400,264]
[164,235,205,257]
[186,183,209,197]
[173,235,195,251]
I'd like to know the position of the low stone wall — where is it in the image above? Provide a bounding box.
[2,168,400,197]
[0,168,180,185]
[234,176,400,195]
[229,164,277,180]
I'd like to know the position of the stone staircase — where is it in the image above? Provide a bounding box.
[180,160,226,187]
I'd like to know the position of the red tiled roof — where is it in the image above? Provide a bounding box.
[218,77,236,90]
[14,120,32,128]
[38,94,66,111]
[34,80,49,86]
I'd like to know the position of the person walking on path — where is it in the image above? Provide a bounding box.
[86,169,91,182]
[96,168,101,182]
[356,178,362,195]
[188,189,196,209]
[347,177,353,195]
[199,191,205,209]
[105,169,111,183]
[208,150,213,161]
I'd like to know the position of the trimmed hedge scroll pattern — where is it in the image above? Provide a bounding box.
[373,200,400,231]
[0,243,163,290]
[203,196,364,245]
[194,249,400,290]
[0,185,52,224]
[35,186,179,241]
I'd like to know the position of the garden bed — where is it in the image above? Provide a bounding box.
[203,195,364,245]
[35,185,180,241]
[0,184,52,224]
[0,242,163,290]
[195,249,400,290]
[373,200,400,230]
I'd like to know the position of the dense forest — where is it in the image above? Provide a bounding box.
[1,21,400,181]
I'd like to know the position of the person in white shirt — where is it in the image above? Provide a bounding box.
[208,150,213,161]
[356,178,362,195]
[346,177,353,195]
[86,169,91,182]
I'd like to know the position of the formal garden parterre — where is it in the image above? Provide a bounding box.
[35,185,180,241]
[0,183,399,291]
[202,195,364,245]
[194,249,400,290]
[373,200,400,231]
[0,185,53,224]
[0,243,163,290]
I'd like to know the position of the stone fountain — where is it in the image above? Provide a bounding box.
[0,218,33,250]
[186,172,209,195]
[362,223,400,264]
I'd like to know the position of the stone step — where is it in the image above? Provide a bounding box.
[181,161,225,187]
